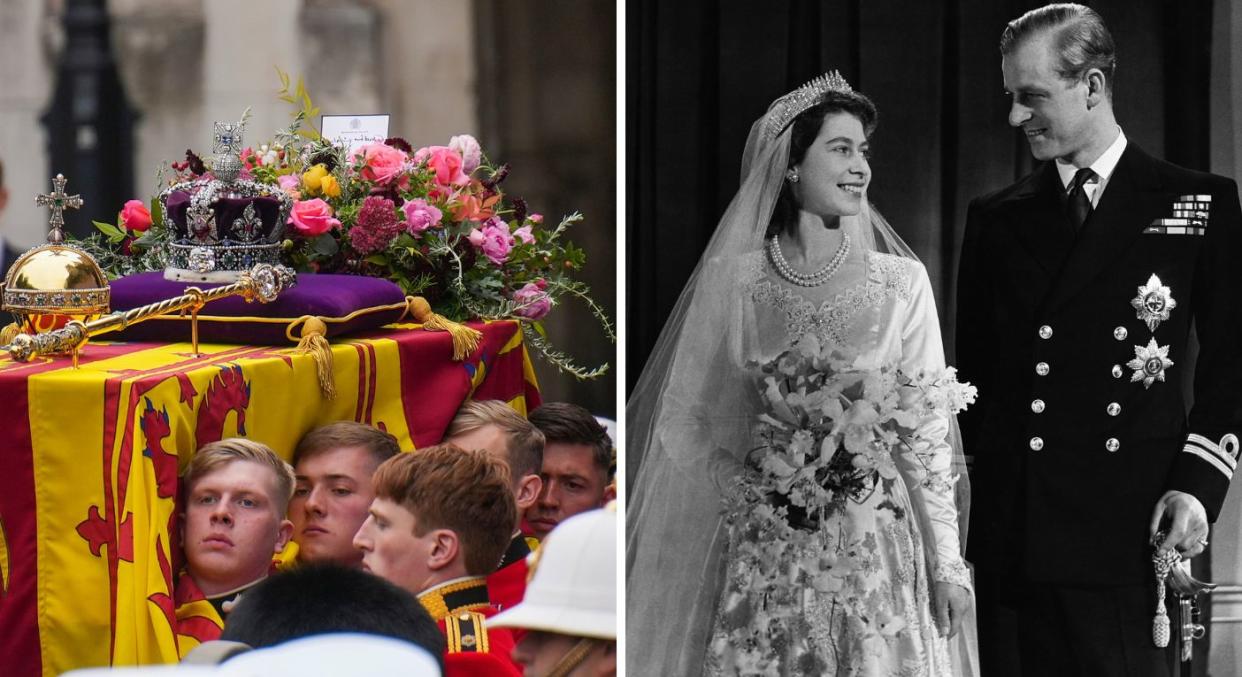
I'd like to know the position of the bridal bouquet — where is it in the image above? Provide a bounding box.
[83,72,612,379]
[725,332,976,519]
[714,332,975,671]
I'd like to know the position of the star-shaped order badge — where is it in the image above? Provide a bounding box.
[1131,274,1176,332]
[1127,338,1174,389]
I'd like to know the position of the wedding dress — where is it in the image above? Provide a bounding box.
[701,248,973,676]
[626,73,977,676]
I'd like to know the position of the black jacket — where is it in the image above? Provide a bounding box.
[956,143,1242,585]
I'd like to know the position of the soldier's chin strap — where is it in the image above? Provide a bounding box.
[544,637,599,677]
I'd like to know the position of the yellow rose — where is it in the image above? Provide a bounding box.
[319,173,341,198]
[301,164,329,194]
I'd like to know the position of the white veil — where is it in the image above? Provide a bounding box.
[625,79,974,675]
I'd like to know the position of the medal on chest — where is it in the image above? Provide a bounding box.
[1131,274,1176,332]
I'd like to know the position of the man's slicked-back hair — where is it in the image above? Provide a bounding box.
[184,438,296,516]
[528,402,615,481]
[1000,3,1116,97]
[292,421,401,469]
[220,563,444,671]
[372,443,516,575]
[444,399,545,479]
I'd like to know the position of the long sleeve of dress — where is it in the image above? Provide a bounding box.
[896,262,973,591]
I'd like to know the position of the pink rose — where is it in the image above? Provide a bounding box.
[414,145,470,188]
[468,220,515,266]
[120,199,152,232]
[240,147,260,170]
[512,281,552,320]
[449,134,482,174]
[287,198,341,237]
[355,142,410,187]
[529,213,544,224]
[277,174,301,194]
[402,198,443,234]
[512,224,534,244]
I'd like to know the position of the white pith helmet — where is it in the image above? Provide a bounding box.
[487,505,617,639]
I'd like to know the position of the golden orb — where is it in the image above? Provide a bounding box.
[1,244,110,336]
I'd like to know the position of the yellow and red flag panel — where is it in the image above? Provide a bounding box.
[0,321,539,675]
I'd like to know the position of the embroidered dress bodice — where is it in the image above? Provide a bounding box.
[743,249,912,356]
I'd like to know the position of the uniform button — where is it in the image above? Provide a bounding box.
[1039,325,1053,340]
[1029,437,1044,451]
[1106,438,1121,452]
[1112,364,1124,379]
[1114,326,1128,341]
[1036,362,1050,376]
[1031,399,1046,413]
[1107,402,1121,416]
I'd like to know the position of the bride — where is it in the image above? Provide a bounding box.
[626,73,977,675]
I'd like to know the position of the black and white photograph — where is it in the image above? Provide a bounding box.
[627,1,1242,676]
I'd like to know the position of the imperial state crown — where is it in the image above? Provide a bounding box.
[160,119,293,282]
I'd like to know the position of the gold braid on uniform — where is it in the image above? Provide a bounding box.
[444,611,491,654]
[545,638,601,677]
[417,576,491,622]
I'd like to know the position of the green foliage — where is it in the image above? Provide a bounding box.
[91,69,613,380]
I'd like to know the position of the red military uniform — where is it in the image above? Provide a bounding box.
[419,576,521,677]
[487,533,534,611]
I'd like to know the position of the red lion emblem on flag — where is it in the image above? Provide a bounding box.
[195,365,252,446]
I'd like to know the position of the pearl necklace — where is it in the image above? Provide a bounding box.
[767,233,851,287]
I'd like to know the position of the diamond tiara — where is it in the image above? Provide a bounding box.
[764,70,855,138]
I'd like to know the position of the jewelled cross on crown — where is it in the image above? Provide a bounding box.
[212,119,246,183]
[35,174,84,244]
[213,121,244,155]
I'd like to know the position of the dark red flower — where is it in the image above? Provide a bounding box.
[384,137,414,153]
[512,197,528,225]
[482,163,510,190]
[185,150,206,176]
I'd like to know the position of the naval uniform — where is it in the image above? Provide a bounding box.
[956,134,1242,676]
[419,576,522,677]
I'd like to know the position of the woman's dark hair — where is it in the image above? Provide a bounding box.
[766,90,878,239]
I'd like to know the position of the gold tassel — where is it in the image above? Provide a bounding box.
[407,297,481,361]
[0,322,19,345]
[293,316,336,400]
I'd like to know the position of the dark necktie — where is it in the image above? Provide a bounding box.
[1066,167,1097,233]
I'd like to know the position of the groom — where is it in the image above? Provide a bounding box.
[957,4,1242,675]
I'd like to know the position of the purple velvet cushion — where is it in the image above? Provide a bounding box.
[107,273,408,345]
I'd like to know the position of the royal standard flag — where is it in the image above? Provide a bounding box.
[0,320,539,675]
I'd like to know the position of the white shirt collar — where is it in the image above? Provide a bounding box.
[1056,127,1127,190]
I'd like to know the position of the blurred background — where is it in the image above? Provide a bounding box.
[628,0,1241,674]
[0,0,616,416]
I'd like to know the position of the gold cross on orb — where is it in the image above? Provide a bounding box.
[35,174,84,244]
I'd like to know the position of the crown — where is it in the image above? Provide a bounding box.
[160,119,293,283]
[764,70,855,139]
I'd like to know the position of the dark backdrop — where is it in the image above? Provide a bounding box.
[627,0,1212,389]
[626,2,1216,670]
